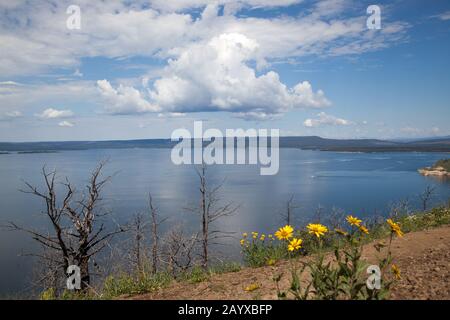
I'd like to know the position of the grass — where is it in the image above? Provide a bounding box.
[180,262,242,284]
[101,271,173,299]
[94,262,241,299]
[240,234,288,267]
[39,261,242,300]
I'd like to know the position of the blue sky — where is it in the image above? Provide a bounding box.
[0,0,449,142]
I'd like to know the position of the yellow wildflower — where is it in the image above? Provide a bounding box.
[358,225,369,235]
[242,232,248,238]
[240,239,245,246]
[288,238,303,251]
[244,283,260,292]
[387,219,404,237]
[260,234,266,241]
[267,259,276,266]
[274,225,294,240]
[307,223,328,238]
[391,264,401,280]
[346,215,362,227]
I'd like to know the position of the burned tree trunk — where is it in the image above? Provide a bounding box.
[149,194,161,274]
[420,186,436,211]
[188,165,238,270]
[7,161,125,293]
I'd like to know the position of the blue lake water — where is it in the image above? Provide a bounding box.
[0,148,449,295]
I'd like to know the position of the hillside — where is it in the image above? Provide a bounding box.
[1,136,450,153]
[281,136,450,152]
[130,226,450,300]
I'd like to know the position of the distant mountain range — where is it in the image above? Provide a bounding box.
[0,136,449,153]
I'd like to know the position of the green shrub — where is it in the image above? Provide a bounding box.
[40,287,57,300]
[240,232,288,267]
[181,262,242,283]
[434,159,450,171]
[102,271,172,298]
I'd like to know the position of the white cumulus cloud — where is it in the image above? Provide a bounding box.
[98,33,330,116]
[0,1,409,77]
[58,120,74,127]
[149,0,303,12]
[304,112,353,127]
[431,11,450,21]
[97,80,160,114]
[37,108,74,119]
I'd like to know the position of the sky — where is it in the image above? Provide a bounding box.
[0,0,449,142]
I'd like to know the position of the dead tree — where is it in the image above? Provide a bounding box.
[163,226,198,277]
[149,193,166,274]
[314,204,325,223]
[7,162,124,291]
[389,198,411,218]
[28,245,64,293]
[125,194,165,275]
[187,165,238,270]
[329,207,346,230]
[129,213,147,274]
[281,194,298,226]
[420,186,436,211]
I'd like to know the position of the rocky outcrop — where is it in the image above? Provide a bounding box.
[418,166,450,177]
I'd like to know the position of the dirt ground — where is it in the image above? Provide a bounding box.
[131,225,450,300]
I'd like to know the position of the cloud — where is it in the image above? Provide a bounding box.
[73,69,83,77]
[303,112,353,127]
[149,0,303,12]
[58,120,74,127]
[0,81,21,86]
[0,81,23,95]
[0,1,409,77]
[399,126,423,135]
[97,80,160,114]
[431,127,440,134]
[431,11,450,21]
[4,110,22,118]
[0,110,22,121]
[311,0,349,17]
[233,111,282,121]
[157,112,186,118]
[98,33,330,116]
[37,108,74,119]
[399,126,442,137]
[0,81,97,110]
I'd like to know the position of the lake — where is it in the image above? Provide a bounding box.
[0,148,449,296]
